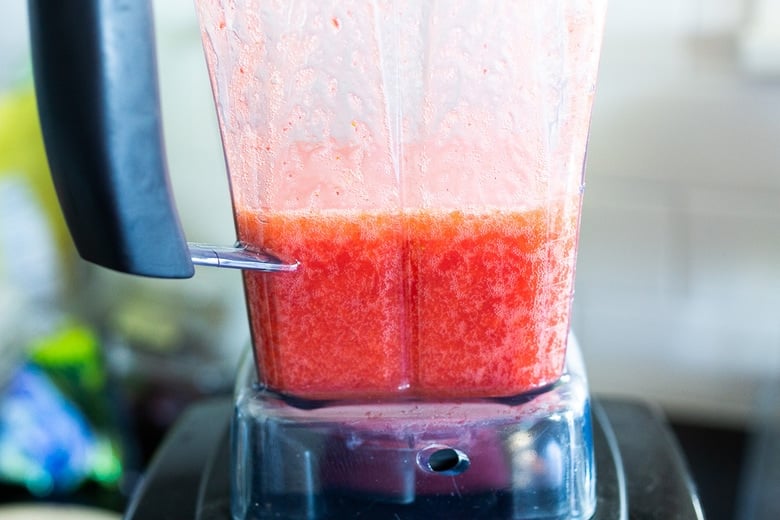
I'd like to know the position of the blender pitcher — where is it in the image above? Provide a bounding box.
[28,1,607,518]
[194,0,607,400]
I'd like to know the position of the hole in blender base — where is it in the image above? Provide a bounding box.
[419,447,470,476]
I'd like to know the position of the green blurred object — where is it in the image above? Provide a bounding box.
[29,323,125,488]
[0,321,126,498]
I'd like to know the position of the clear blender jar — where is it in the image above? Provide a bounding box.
[196,0,606,401]
[27,0,607,518]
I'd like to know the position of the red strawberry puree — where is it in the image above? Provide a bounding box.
[240,199,577,399]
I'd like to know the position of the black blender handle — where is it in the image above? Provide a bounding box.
[27,0,195,278]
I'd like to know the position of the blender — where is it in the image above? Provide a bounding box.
[26,1,704,519]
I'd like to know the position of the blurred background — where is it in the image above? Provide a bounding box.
[1,0,779,519]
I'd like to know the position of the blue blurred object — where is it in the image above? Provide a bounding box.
[0,363,97,495]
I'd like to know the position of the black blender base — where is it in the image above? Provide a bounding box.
[124,398,704,520]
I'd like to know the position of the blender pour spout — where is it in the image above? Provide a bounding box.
[188,243,298,272]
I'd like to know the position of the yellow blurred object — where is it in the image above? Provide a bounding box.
[0,87,75,275]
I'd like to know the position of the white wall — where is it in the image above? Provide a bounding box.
[575,0,780,425]
[0,2,29,90]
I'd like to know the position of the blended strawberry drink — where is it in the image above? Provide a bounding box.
[239,187,578,399]
[196,1,607,399]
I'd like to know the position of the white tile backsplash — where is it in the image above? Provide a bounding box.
[577,122,780,426]
[571,0,780,425]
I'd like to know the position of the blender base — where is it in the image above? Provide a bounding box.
[228,339,596,520]
[124,398,703,520]
[124,340,703,520]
